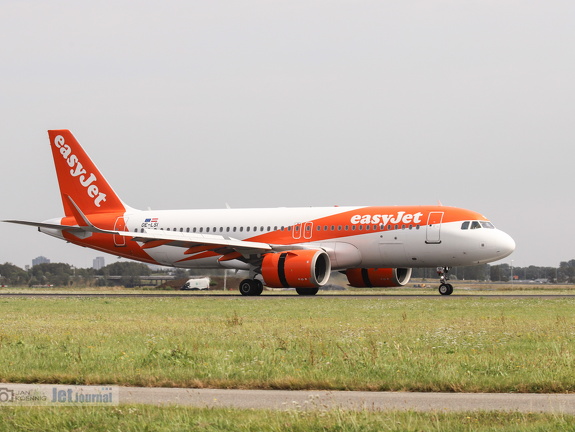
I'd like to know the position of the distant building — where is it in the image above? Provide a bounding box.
[32,256,50,267]
[93,257,105,270]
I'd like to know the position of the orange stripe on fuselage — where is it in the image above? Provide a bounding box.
[243,206,485,245]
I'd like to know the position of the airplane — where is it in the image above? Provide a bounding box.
[4,130,515,295]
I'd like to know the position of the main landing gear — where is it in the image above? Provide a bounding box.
[436,267,454,295]
[238,279,320,296]
[239,279,263,296]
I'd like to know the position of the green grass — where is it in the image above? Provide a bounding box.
[0,296,574,392]
[0,405,574,432]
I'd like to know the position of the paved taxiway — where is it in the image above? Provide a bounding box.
[3,384,575,413]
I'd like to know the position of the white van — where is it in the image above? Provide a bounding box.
[181,277,211,290]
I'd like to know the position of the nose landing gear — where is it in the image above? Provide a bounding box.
[436,267,453,295]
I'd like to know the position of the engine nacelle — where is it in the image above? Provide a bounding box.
[261,250,331,288]
[345,267,412,288]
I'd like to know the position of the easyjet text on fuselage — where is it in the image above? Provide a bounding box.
[350,211,424,226]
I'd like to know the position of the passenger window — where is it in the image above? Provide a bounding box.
[471,221,481,229]
[338,226,342,231]
[206,227,210,232]
[240,227,243,232]
[317,226,321,231]
[186,228,190,232]
[193,228,197,233]
[199,227,203,233]
[220,227,223,232]
[247,227,250,232]
[233,227,236,232]
[461,221,470,230]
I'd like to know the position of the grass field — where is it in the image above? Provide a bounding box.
[0,295,574,393]
[1,405,575,432]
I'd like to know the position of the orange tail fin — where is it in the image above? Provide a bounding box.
[48,130,126,216]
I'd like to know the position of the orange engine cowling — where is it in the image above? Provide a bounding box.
[261,250,331,288]
[345,268,412,288]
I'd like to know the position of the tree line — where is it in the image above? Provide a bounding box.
[412,260,575,283]
[1,259,574,287]
[0,262,153,287]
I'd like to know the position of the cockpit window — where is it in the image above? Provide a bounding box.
[480,221,495,229]
[471,221,481,229]
[461,221,470,230]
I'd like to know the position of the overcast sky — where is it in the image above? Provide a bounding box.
[1,1,573,270]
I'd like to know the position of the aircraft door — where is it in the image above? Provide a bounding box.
[292,223,302,240]
[114,216,128,247]
[303,222,313,239]
[292,222,313,240]
[425,212,443,244]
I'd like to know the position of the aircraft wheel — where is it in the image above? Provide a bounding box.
[295,287,319,296]
[252,279,264,296]
[439,283,453,296]
[239,279,263,296]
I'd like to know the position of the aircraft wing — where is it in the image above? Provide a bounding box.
[119,229,272,254]
[3,219,273,259]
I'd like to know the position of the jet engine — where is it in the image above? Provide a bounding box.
[261,250,331,288]
[345,267,412,288]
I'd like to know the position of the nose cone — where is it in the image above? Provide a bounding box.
[494,230,516,260]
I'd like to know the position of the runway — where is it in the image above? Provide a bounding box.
[1,293,575,299]
[2,384,574,413]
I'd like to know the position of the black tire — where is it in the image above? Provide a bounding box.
[253,279,264,296]
[295,287,319,296]
[439,283,453,296]
[239,279,264,296]
[239,279,254,296]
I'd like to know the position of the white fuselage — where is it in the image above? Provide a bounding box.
[108,206,515,270]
